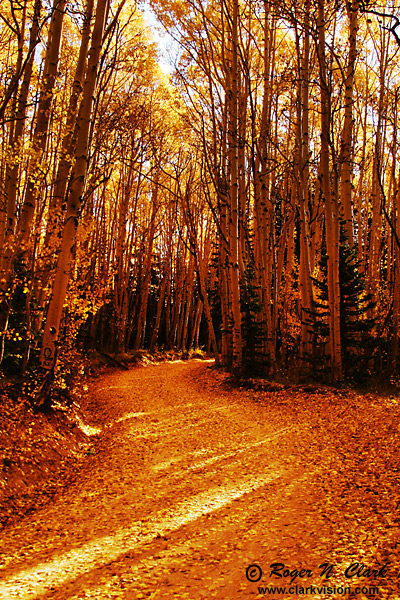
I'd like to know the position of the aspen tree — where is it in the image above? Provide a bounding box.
[227,0,243,372]
[294,0,314,364]
[42,0,95,258]
[17,0,67,251]
[0,0,28,253]
[368,24,390,305]
[254,1,276,367]
[113,157,135,353]
[177,253,195,349]
[0,0,31,123]
[196,243,220,364]
[354,60,369,268]
[317,0,342,381]
[392,165,400,370]
[39,0,110,371]
[189,299,203,349]
[387,88,400,368]
[149,261,169,352]
[339,0,359,244]
[178,165,220,364]
[134,177,158,350]
[0,0,42,364]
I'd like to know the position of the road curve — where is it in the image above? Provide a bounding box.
[0,360,345,599]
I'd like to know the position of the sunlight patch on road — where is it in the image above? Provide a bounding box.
[152,457,178,471]
[187,428,290,472]
[152,428,290,473]
[115,411,148,423]
[125,415,214,442]
[85,475,310,599]
[103,402,207,431]
[0,472,282,599]
[75,415,102,436]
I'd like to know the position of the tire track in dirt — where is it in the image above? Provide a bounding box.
[0,360,339,600]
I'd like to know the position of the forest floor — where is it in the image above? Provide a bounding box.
[1,360,400,600]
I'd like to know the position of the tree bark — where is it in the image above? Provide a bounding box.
[227,0,242,373]
[317,0,342,382]
[339,0,359,244]
[17,0,67,252]
[39,0,109,370]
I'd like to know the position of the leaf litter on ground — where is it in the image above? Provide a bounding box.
[0,361,399,599]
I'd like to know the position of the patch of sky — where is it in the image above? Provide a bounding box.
[140,0,181,75]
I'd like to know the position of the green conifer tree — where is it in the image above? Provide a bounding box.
[309,225,376,380]
[240,262,266,376]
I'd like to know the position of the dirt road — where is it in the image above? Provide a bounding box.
[0,360,398,599]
